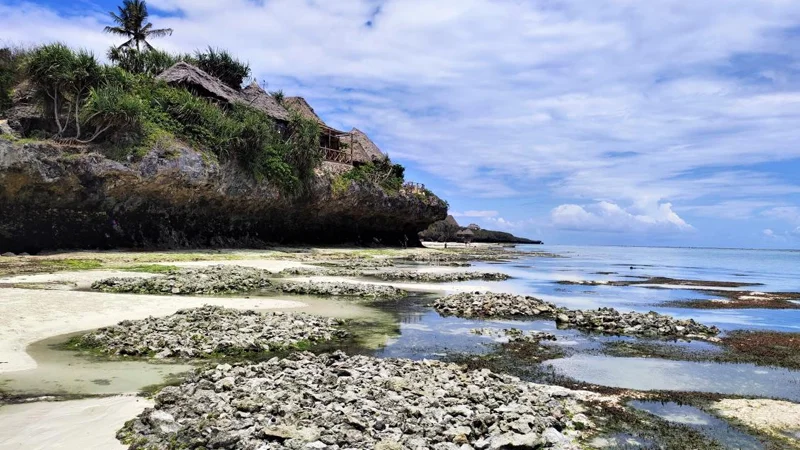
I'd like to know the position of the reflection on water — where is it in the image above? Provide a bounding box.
[630,401,763,450]
[546,355,800,401]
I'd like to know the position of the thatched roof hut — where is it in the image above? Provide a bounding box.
[283,96,327,128]
[157,62,241,104]
[157,63,290,122]
[456,228,475,243]
[241,82,290,121]
[349,128,386,164]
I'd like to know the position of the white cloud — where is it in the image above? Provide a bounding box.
[2,0,800,225]
[763,228,775,237]
[451,210,499,218]
[551,201,693,234]
[677,200,778,220]
[762,206,800,224]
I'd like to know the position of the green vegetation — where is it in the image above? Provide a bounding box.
[339,158,406,192]
[107,46,180,77]
[194,46,250,89]
[123,264,179,273]
[1,0,410,198]
[0,46,29,115]
[39,259,104,270]
[11,42,322,193]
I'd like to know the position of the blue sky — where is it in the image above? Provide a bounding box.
[3,0,800,248]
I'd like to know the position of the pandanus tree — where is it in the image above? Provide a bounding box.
[104,0,173,51]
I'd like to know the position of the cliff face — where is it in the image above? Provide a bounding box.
[0,139,447,252]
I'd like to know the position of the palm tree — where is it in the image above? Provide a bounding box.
[104,0,173,51]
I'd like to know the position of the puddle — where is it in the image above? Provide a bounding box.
[630,401,763,449]
[545,355,800,401]
[0,332,193,396]
[0,295,399,397]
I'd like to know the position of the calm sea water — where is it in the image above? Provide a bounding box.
[372,245,800,400]
[474,245,800,332]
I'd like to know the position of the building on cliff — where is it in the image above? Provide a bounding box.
[157,63,386,167]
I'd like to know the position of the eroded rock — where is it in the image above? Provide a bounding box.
[76,305,345,358]
[118,351,587,449]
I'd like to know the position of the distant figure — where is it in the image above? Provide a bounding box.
[630,266,634,270]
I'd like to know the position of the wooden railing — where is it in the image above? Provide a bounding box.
[323,147,352,164]
[403,182,426,191]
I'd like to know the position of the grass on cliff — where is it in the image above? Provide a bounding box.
[8,43,326,196]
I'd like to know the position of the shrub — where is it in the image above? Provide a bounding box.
[107,46,181,76]
[82,84,145,141]
[0,46,29,115]
[26,43,104,139]
[342,157,405,192]
[193,47,250,89]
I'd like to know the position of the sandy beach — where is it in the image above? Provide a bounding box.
[0,396,152,450]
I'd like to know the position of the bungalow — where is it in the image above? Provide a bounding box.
[157,62,386,166]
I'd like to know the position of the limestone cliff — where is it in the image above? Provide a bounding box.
[0,138,447,252]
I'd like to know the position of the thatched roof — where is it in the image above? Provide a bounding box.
[157,62,242,104]
[349,128,385,164]
[157,63,290,122]
[457,229,475,236]
[284,96,347,134]
[283,97,325,126]
[241,82,290,122]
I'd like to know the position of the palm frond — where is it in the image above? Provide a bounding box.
[146,27,173,38]
[103,26,130,36]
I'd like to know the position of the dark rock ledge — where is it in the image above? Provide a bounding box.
[0,139,447,253]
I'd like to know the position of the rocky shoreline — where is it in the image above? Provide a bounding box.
[118,351,590,449]
[92,265,273,295]
[91,265,408,299]
[71,306,346,358]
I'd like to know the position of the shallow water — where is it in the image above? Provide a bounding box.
[545,354,800,401]
[478,245,800,332]
[629,400,763,449]
[0,332,193,396]
[6,245,800,403]
[0,295,395,397]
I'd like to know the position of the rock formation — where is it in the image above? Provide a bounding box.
[0,138,447,252]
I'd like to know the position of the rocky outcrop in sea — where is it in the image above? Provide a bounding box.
[118,351,589,449]
[92,265,273,295]
[375,270,510,283]
[75,306,345,358]
[434,292,559,318]
[276,281,407,299]
[434,292,720,340]
[555,308,720,340]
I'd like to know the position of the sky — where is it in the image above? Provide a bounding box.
[2,0,800,248]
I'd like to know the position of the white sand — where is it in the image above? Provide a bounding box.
[712,398,800,435]
[0,270,156,290]
[0,395,152,450]
[0,287,304,374]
